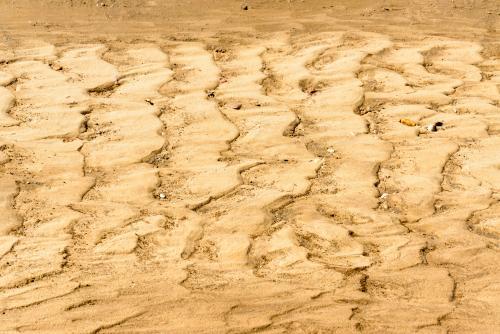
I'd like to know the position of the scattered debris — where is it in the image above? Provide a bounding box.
[327,147,336,154]
[433,121,444,131]
[427,121,444,132]
[400,118,417,127]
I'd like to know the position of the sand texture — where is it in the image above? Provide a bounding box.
[0,0,499,333]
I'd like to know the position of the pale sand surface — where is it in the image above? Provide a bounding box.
[0,0,499,333]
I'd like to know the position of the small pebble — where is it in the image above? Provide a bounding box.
[159,193,166,199]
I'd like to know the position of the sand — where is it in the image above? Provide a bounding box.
[0,0,499,333]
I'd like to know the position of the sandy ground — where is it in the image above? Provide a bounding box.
[0,0,499,333]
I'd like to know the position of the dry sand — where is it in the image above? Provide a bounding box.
[0,0,499,333]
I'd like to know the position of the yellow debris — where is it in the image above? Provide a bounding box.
[400,118,417,127]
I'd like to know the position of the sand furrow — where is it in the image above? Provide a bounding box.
[0,41,98,331]
[151,39,334,333]
[260,31,435,332]
[355,35,499,333]
[2,41,176,332]
[72,43,168,252]
[157,41,240,209]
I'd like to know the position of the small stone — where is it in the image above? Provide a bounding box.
[159,193,166,200]
[232,103,242,110]
[327,147,335,154]
[241,4,249,10]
